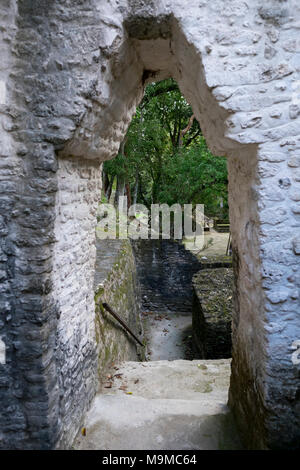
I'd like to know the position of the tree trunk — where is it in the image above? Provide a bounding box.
[105,176,114,202]
[102,169,110,195]
[114,175,126,208]
[132,174,139,206]
[125,182,131,209]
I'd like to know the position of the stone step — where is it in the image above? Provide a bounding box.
[73,359,243,450]
[101,359,232,401]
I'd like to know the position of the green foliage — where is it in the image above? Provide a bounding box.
[103,79,228,219]
[157,139,228,218]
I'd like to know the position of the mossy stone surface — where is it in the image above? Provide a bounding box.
[193,267,233,359]
[94,239,144,385]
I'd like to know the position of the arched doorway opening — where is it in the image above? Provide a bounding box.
[51,16,271,449]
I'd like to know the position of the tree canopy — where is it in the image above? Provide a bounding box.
[103,78,228,219]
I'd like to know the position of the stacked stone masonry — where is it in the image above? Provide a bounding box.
[193,265,233,359]
[0,0,299,449]
[94,239,143,382]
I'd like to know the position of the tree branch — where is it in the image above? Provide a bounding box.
[179,114,195,147]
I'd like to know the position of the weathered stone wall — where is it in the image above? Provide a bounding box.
[53,233,142,449]
[226,147,267,448]
[51,157,102,448]
[0,0,299,450]
[94,239,143,381]
[0,0,26,450]
[132,239,201,313]
[193,267,233,359]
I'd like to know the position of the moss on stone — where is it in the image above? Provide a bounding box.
[197,254,233,268]
[93,239,142,384]
[193,267,233,359]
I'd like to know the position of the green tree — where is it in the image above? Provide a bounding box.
[103,79,228,219]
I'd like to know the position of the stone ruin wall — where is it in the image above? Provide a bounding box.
[0,0,299,449]
[52,157,102,447]
[94,240,143,379]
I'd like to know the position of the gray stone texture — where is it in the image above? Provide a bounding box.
[0,0,299,450]
[94,239,143,383]
[74,359,243,450]
[193,268,233,359]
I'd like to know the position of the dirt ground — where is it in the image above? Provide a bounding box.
[185,228,230,257]
[142,310,195,361]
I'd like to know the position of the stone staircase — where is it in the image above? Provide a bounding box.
[73,359,243,450]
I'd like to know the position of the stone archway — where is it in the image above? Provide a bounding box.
[0,0,299,450]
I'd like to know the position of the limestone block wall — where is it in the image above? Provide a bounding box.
[0,0,299,450]
[51,157,102,448]
[94,239,143,381]
[227,148,268,448]
[192,267,233,359]
[0,0,26,449]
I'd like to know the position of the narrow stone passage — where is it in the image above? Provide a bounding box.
[73,236,242,450]
[142,311,193,361]
[132,240,201,360]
